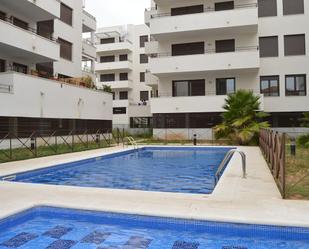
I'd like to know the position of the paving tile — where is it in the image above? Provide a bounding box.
[81,231,111,245]
[43,226,73,239]
[172,240,200,249]
[46,239,77,249]
[123,236,152,249]
[0,232,38,248]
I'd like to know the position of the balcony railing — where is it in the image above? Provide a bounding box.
[150,46,259,58]
[0,84,13,94]
[83,38,95,47]
[0,17,56,41]
[150,3,257,19]
[152,91,262,98]
[95,38,133,46]
[83,9,96,21]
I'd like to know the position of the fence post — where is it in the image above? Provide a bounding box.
[34,135,38,157]
[55,135,58,153]
[9,135,12,160]
[72,132,74,152]
[282,133,286,199]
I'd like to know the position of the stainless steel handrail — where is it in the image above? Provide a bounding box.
[215,149,246,184]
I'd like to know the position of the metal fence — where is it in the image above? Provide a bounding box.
[0,128,125,162]
[259,128,286,198]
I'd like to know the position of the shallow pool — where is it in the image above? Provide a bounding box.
[7,147,232,194]
[0,206,308,249]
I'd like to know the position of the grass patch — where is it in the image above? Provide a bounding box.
[286,146,309,200]
[0,141,112,164]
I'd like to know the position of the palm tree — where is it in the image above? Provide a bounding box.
[214,90,269,145]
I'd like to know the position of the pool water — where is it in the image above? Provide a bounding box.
[0,206,308,249]
[11,147,232,194]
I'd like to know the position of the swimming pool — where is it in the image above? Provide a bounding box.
[0,206,308,249]
[5,147,232,194]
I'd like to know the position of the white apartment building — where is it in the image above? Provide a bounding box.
[145,0,309,139]
[95,24,153,132]
[0,0,112,139]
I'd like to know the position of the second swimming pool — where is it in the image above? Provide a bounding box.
[4,147,232,194]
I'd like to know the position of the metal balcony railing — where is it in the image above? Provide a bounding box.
[150,3,258,19]
[150,46,259,58]
[0,17,57,42]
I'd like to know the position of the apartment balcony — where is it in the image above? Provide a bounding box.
[101,80,133,90]
[129,104,152,118]
[145,7,158,26]
[2,0,60,20]
[149,4,258,38]
[0,19,59,63]
[82,39,96,59]
[82,10,96,32]
[149,47,260,76]
[113,99,132,108]
[96,40,133,54]
[151,94,264,114]
[95,60,133,72]
[145,71,159,87]
[145,41,159,55]
[0,71,112,120]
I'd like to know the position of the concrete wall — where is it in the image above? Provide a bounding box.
[153,128,214,140]
[0,72,113,120]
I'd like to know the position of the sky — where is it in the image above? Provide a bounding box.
[84,0,150,28]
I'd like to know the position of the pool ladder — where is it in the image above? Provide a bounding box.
[125,136,138,150]
[215,149,247,184]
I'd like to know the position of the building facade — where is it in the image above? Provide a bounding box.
[145,0,309,139]
[0,0,112,139]
[95,24,153,132]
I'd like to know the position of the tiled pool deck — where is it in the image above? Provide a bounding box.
[0,145,309,228]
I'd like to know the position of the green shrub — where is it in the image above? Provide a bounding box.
[297,133,309,148]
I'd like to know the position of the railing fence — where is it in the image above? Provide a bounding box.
[259,128,286,198]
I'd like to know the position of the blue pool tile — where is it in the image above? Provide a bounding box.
[97,247,119,249]
[172,241,200,249]
[123,236,152,249]
[46,239,77,249]
[43,226,73,239]
[81,231,111,245]
[0,232,38,248]
[222,246,248,249]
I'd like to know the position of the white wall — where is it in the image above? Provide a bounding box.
[0,72,112,120]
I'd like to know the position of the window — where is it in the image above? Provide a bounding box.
[171,5,203,16]
[260,76,280,96]
[284,34,306,56]
[258,0,277,17]
[58,38,72,61]
[140,91,149,101]
[60,3,73,26]
[130,117,152,128]
[100,74,115,82]
[100,55,115,63]
[12,17,28,30]
[112,92,115,100]
[37,20,54,40]
[0,59,5,72]
[189,113,222,128]
[283,0,304,15]
[119,91,128,100]
[100,38,115,44]
[113,107,126,114]
[140,72,145,82]
[119,73,128,81]
[13,63,28,74]
[0,11,6,20]
[285,75,306,96]
[215,39,235,53]
[140,35,149,48]
[140,54,148,64]
[215,1,234,11]
[172,42,204,56]
[172,79,205,97]
[216,78,236,95]
[259,36,278,57]
[119,54,128,61]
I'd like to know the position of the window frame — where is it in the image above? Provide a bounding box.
[60,3,73,26]
[119,91,128,100]
[140,72,145,82]
[283,0,304,15]
[172,79,205,97]
[216,78,236,95]
[285,74,307,96]
[58,38,73,61]
[113,107,126,115]
[140,35,149,48]
[258,0,277,17]
[140,91,149,101]
[140,54,148,64]
[260,75,280,97]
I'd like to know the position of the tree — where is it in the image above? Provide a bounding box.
[102,85,112,93]
[214,90,269,145]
